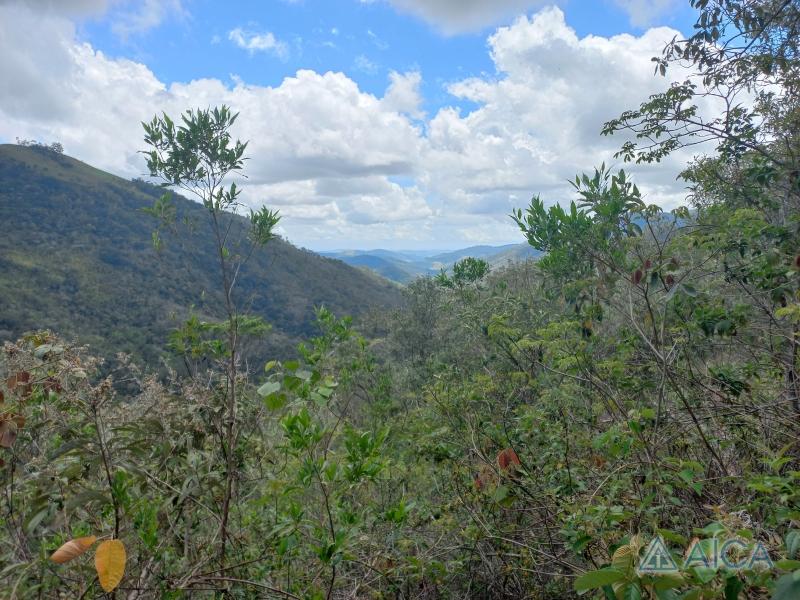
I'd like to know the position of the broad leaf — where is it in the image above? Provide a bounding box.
[574,568,626,593]
[95,539,126,592]
[50,536,97,564]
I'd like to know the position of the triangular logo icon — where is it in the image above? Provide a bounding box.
[637,536,679,574]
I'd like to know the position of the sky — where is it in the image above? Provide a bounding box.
[0,0,700,251]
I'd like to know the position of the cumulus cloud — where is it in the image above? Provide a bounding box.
[382,71,424,119]
[0,3,697,249]
[419,7,695,224]
[229,27,289,59]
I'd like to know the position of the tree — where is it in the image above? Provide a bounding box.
[15,137,64,154]
[604,0,800,415]
[603,0,800,168]
[142,105,280,565]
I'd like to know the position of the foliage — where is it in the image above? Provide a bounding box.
[602,0,800,166]
[3,1,800,597]
[142,105,282,567]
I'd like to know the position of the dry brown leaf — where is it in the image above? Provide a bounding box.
[497,448,521,472]
[50,536,97,564]
[95,539,126,592]
[0,420,18,448]
[591,454,607,468]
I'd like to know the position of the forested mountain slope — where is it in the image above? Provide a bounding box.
[0,144,401,364]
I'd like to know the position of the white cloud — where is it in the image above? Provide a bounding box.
[382,71,424,119]
[0,0,110,14]
[112,0,183,38]
[229,27,289,59]
[419,8,695,223]
[613,0,683,27]
[0,0,183,36]
[353,54,379,74]
[0,3,699,249]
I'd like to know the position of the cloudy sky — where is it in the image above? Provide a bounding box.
[0,0,699,251]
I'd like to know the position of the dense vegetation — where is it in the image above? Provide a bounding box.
[0,143,401,367]
[2,0,800,598]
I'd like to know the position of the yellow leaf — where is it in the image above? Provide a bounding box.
[611,543,634,571]
[50,535,97,564]
[94,539,126,592]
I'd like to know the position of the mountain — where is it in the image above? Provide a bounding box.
[327,254,422,284]
[0,144,402,366]
[483,244,542,268]
[323,244,540,284]
[427,244,540,270]
[320,249,430,283]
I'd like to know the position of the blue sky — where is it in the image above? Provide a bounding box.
[0,0,700,250]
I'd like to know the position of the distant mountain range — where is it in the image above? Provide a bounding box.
[321,244,540,283]
[0,144,402,367]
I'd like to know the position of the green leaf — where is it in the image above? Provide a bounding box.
[264,392,287,411]
[723,575,743,600]
[652,573,685,590]
[574,568,626,593]
[493,485,510,504]
[786,530,800,559]
[698,522,725,537]
[692,566,717,584]
[773,571,800,600]
[25,508,49,534]
[621,582,642,600]
[257,381,281,397]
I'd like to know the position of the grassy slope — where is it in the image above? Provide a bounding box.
[0,144,402,365]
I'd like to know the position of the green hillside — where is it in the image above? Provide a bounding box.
[0,144,401,365]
